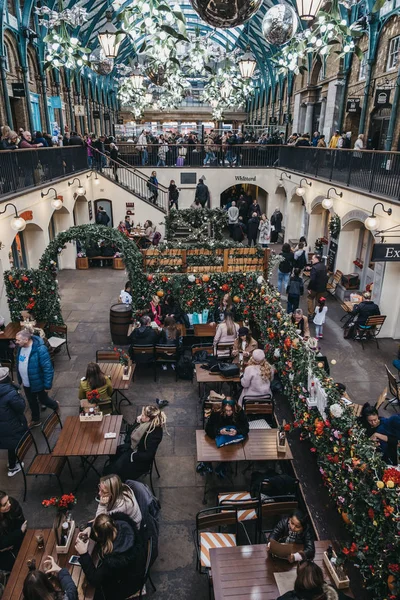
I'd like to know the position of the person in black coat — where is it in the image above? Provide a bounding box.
[248,199,261,218]
[0,367,28,477]
[210,294,237,325]
[277,560,349,600]
[205,398,249,440]
[76,512,146,600]
[129,316,159,363]
[247,212,260,247]
[350,291,380,328]
[307,254,328,318]
[23,560,78,600]
[103,406,166,481]
[270,208,283,243]
[269,509,315,562]
[162,294,187,326]
[0,491,27,571]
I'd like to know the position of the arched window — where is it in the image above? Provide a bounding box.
[4,44,10,72]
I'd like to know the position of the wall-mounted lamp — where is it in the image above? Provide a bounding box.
[0,203,26,232]
[41,187,63,210]
[365,202,392,231]
[279,171,292,186]
[296,178,312,197]
[68,178,85,195]
[322,187,343,210]
[87,171,100,185]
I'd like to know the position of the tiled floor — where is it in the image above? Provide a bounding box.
[0,266,397,599]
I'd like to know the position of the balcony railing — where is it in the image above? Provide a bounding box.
[1,144,400,203]
[0,146,88,198]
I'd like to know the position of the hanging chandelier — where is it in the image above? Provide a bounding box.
[98,10,126,59]
[293,0,324,22]
[238,46,257,79]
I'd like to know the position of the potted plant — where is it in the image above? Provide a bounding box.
[76,251,88,269]
[113,252,124,270]
[42,493,77,553]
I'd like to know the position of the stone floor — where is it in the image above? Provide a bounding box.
[0,265,397,599]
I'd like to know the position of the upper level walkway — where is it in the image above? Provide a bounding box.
[1,144,399,203]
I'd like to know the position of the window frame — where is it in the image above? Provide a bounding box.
[359,51,367,80]
[387,35,400,71]
[3,43,10,72]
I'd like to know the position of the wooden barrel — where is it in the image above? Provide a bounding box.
[110,303,131,345]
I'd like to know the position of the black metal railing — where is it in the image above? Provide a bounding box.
[0,146,88,198]
[90,147,168,214]
[117,143,400,201]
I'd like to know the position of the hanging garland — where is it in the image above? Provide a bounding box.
[164,208,228,241]
[4,269,63,324]
[329,214,341,239]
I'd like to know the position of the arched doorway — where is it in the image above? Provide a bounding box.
[73,195,89,226]
[368,107,391,150]
[22,224,46,268]
[340,221,375,290]
[308,198,330,253]
[285,192,307,243]
[220,184,268,216]
[94,199,113,226]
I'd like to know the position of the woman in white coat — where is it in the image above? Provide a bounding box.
[258,214,270,248]
[239,349,274,407]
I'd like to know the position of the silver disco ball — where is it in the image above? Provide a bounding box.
[90,49,114,75]
[189,0,263,28]
[262,4,298,46]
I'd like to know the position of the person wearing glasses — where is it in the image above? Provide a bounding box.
[268,509,315,563]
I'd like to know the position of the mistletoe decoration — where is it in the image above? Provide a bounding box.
[329,214,341,239]
[164,208,228,241]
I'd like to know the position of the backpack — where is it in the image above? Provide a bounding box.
[294,250,307,269]
[176,355,193,380]
[152,232,161,246]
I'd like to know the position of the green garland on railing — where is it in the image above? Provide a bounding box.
[164,208,228,241]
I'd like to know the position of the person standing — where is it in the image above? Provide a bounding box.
[227,201,239,237]
[195,178,210,208]
[270,207,283,243]
[353,134,365,170]
[258,213,270,247]
[286,268,304,314]
[0,367,28,477]
[248,198,261,218]
[15,329,58,428]
[137,129,148,166]
[247,212,260,247]
[147,171,159,205]
[313,297,328,338]
[307,254,328,319]
[96,205,110,226]
[329,130,341,149]
[168,180,179,210]
[278,243,294,296]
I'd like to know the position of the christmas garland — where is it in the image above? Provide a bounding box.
[4,269,63,324]
[329,214,341,239]
[164,208,228,241]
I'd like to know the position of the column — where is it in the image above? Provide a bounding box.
[319,97,327,133]
[40,74,51,133]
[22,66,34,133]
[304,102,314,136]
[0,56,13,127]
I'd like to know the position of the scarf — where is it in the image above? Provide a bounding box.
[130,421,152,452]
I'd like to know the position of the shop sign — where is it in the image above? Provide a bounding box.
[11,82,25,97]
[327,240,338,271]
[374,89,391,108]
[235,175,257,182]
[93,110,100,119]
[371,244,400,262]
[346,98,361,113]
[88,201,93,221]
[269,117,277,125]
[74,105,85,116]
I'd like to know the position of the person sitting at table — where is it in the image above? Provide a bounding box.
[129,316,159,363]
[350,291,380,337]
[158,316,180,371]
[117,221,127,235]
[277,559,350,600]
[23,559,78,600]
[147,293,162,326]
[238,349,274,407]
[142,220,155,248]
[291,309,310,339]
[103,405,166,481]
[209,294,237,325]
[78,363,113,415]
[360,403,400,465]
[0,490,27,572]
[213,311,239,356]
[232,326,258,365]
[119,281,132,305]
[268,509,315,562]
[75,512,146,600]
[205,397,249,440]
[162,294,188,326]
[124,215,132,233]
[96,474,142,527]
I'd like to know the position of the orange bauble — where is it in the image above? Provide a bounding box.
[388,575,395,592]
[156,290,164,297]
[202,275,210,282]
[233,296,240,303]
[341,512,351,525]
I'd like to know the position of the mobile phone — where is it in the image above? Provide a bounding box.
[69,555,81,566]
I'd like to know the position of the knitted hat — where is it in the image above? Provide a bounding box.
[0,367,10,381]
[252,349,265,363]
[238,326,249,336]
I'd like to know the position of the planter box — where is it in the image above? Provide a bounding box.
[76,257,89,269]
[122,365,133,381]
[323,550,350,589]
[113,257,124,270]
[56,520,75,554]
[80,412,103,422]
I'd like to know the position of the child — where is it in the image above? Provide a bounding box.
[286,268,304,313]
[313,297,328,338]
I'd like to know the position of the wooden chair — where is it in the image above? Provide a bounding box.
[356,315,386,349]
[384,366,400,412]
[129,346,156,381]
[15,428,69,501]
[96,350,120,362]
[214,343,234,360]
[47,324,71,359]
[375,387,388,412]
[194,507,239,575]
[327,270,343,296]
[139,538,157,599]
[243,395,274,429]
[202,398,223,428]
[41,411,74,478]
[258,500,298,543]
[155,345,178,381]
[218,494,259,543]
[139,456,160,497]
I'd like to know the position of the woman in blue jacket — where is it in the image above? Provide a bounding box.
[15,329,57,428]
[0,367,28,477]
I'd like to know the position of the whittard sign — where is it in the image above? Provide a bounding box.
[371,244,400,262]
[235,176,257,182]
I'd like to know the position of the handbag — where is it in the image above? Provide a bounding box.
[219,363,240,378]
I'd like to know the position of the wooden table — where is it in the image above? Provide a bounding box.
[210,542,353,600]
[195,363,241,400]
[0,321,46,340]
[98,362,135,410]
[3,528,94,600]
[52,415,122,490]
[243,429,293,461]
[194,323,217,337]
[196,430,246,463]
[127,323,186,337]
